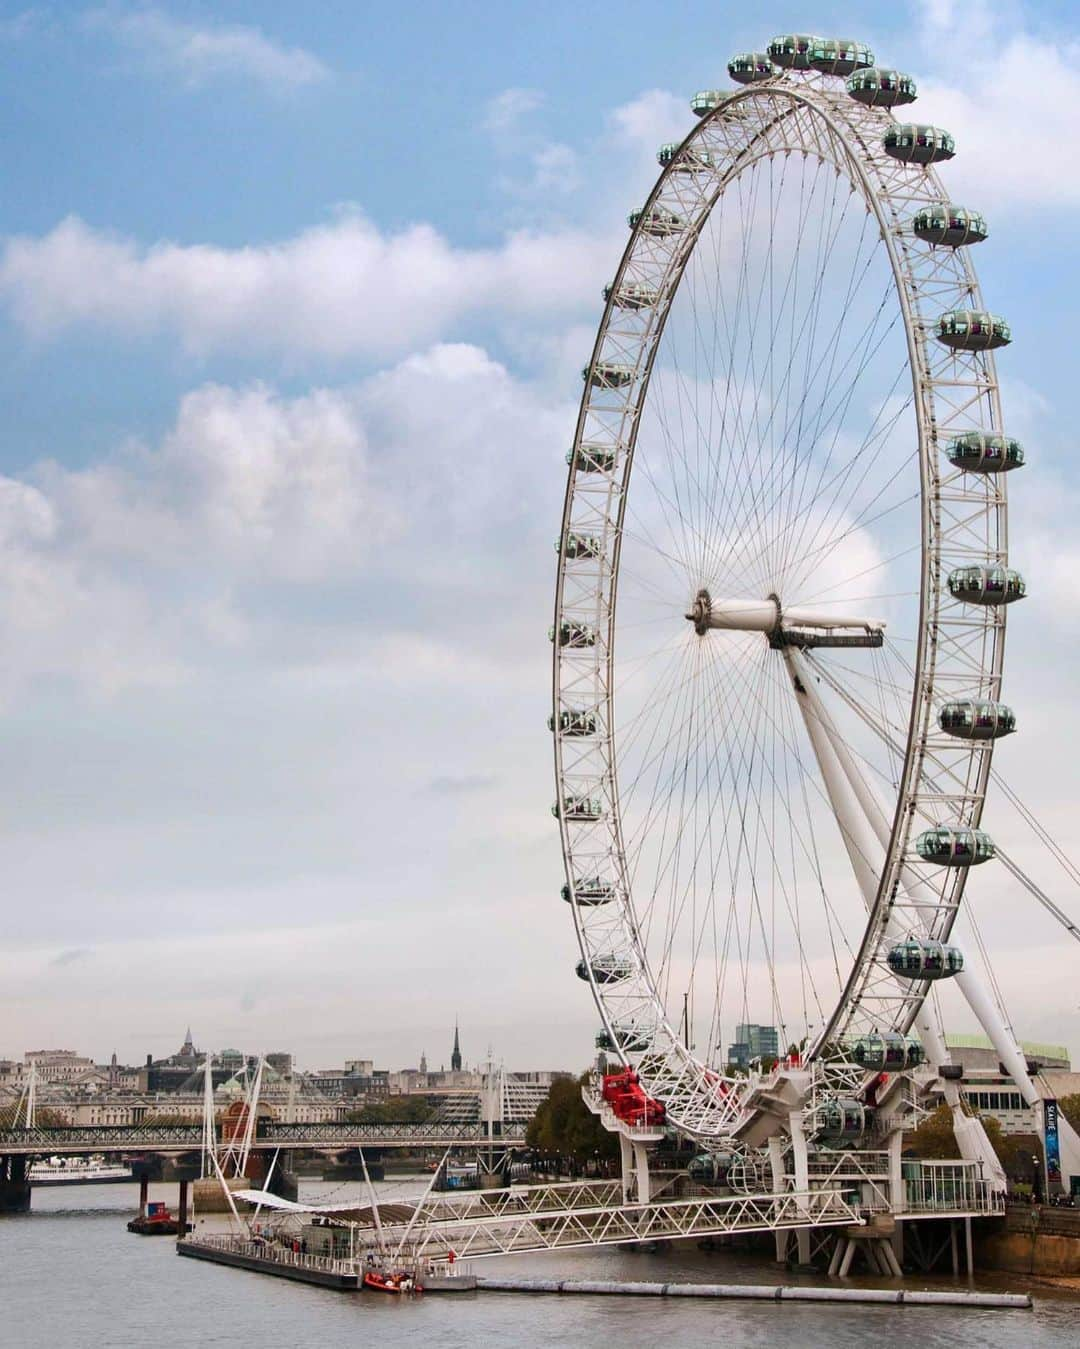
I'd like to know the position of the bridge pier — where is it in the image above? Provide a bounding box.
[177,1180,189,1236]
[0,1155,31,1213]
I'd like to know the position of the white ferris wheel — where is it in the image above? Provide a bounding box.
[551,35,1039,1147]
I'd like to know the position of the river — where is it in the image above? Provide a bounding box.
[3,1180,1079,1347]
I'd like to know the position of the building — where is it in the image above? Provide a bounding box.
[727,1024,780,1070]
[950,1033,1076,1136]
[24,1050,97,1083]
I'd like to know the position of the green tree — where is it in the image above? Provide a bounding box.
[904,1103,957,1159]
[526,1072,619,1164]
[345,1095,436,1124]
[1058,1094,1080,1132]
[904,1103,1025,1174]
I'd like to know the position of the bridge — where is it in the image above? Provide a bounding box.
[0,1120,528,1157]
[227,1169,1004,1264]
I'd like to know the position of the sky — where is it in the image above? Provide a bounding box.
[0,0,1078,1073]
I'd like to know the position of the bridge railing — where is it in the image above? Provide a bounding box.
[0,1120,527,1155]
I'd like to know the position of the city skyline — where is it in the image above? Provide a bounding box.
[0,1,1079,1068]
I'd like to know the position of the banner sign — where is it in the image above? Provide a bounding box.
[1044,1099,1062,1184]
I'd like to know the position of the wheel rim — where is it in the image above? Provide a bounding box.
[554,70,1009,1140]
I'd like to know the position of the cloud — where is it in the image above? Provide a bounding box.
[0,341,569,698]
[0,213,611,360]
[913,2,1080,210]
[483,87,544,134]
[84,6,330,89]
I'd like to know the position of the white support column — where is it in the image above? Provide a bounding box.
[783,651,884,913]
[632,1140,652,1206]
[618,1135,633,1205]
[888,1128,905,1215]
[795,649,1042,1112]
[768,1135,788,1262]
[789,1110,812,1265]
[785,649,1007,1187]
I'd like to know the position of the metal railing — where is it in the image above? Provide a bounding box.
[372,1187,861,1260]
[0,1119,527,1155]
[182,1234,356,1278]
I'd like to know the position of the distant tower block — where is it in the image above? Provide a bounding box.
[451,1023,462,1073]
[419,1050,428,1075]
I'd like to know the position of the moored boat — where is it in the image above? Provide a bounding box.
[362,1269,422,1294]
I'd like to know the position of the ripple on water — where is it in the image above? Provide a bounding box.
[2,1182,1078,1348]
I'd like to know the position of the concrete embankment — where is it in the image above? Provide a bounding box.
[977,1204,1080,1278]
[475,1277,1032,1308]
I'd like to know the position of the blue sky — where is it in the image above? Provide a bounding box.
[1,1,1079,1070]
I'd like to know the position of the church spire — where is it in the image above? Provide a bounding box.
[451,1020,462,1073]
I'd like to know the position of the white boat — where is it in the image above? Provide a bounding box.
[30,1155,132,1186]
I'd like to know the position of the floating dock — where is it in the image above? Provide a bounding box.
[177,1237,477,1292]
[474,1277,1032,1309]
[178,1239,358,1290]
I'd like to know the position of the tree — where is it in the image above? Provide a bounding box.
[904,1103,957,1159]
[526,1072,619,1164]
[0,1104,65,1128]
[904,1103,1025,1174]
[345,1095,436,1124]
[1058,1094,1080,1132]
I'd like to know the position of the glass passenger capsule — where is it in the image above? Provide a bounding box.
[886,937,964,981]
[817,1098,867,1139]
[549,620,598,648]
[938,699,1016,740]
[915,826,996,867]
[690,89,737,117]
[849,1032,925,1070]
[576,955,634,985]
[552,794,604,822]
[767,35,819,70]
[883,124,955,165]
[947,565,1026,606]
[728,52,775,84]
[913,204,988,247]
[563,877,616,905]
[628,206,684,237]
[687,1151,735,1183]
[658,143,715,171]
[584,362,635,389]
[596,1023,654,1052]
[846,68,917,107]
[944,431,1024,474]
[549,708,598,737]
[936,310,1011,352]
[567,443,617,474]
[603,281,659,311]
[558,532,602,560]
[808,38,874,76]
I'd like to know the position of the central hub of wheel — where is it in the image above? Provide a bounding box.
[686,589,782,637]
[686,589,885,649]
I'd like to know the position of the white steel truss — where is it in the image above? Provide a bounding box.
[554,59,1010,1142]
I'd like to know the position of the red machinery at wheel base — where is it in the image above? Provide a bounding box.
[602,1070,666,1127]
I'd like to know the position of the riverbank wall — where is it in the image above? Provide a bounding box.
[977,1204,1080,1278]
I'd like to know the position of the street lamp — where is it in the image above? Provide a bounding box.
[1032,1154,1042,1205]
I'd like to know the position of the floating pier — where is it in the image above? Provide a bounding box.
[178,1238,358,1290]
[474,1277,1032,1308]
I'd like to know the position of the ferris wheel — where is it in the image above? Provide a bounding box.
[552,35,1026,1142]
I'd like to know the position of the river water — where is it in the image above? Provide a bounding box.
[3,1180,1080,1348]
